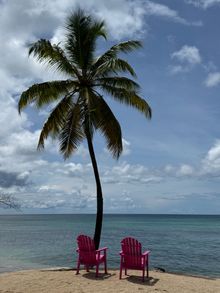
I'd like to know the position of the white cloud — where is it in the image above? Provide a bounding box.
[0,0,147,41]
[169,65,189,74]
[170,45,201,74]
[186,0,220,9]
[145,1,189,24]
[20,188,94,210]
[171,45,201,65]
[122,138,131,156]
[164,165,176,174]
[103,162,162,184]
[202,140,220,174]
[144,1,202,26]
[1,138,220,213]
[163,141,220,178]
[203,61,218,72]
[177,164,194,176]
[93,1,146,39]
[108,191,136,211]
[205,72,220,87]
[206,141,220,162]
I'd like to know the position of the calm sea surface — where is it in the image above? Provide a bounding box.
[0,214,219,277]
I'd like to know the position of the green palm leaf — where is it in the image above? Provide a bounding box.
[37,94,74,149]
[88,89,122,159]
[65,9,107,70]
[18,80,76,113]
[91,40,141,76]
[95,77,140,91]
[92,40,142,67]
[101,85,152,118]
[29,39,80,77]
[93,58,137,77]
[59,102,85,159]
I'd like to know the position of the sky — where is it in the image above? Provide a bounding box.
[0,0,220,214]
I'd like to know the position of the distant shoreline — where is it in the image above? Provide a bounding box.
[1,213,220,216]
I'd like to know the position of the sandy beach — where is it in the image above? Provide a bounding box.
[0,268,219,293]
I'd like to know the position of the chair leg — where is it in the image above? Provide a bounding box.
[96,264,99,277]
[125,268,127,275]
[86,265,89,272]
[146,256,149,278]
[104,259,107,274]
[76,260,80,275]
[119,262,122,279]
[142,268,145,282]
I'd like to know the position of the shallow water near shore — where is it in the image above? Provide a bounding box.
[0,214,219,277]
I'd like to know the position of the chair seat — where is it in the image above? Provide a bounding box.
[79,253,105,265]
[123,264,144,269]
[123,258,145,268]
[96,254,105,263]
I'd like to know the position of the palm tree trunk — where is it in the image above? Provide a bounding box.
[86,133,103,249]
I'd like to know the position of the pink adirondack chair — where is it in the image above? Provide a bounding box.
[119,237,150,282]
[76,235,108,277]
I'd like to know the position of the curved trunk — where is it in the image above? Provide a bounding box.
[86,133,103,249]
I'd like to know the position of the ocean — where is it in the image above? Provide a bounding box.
[0,214,219,277]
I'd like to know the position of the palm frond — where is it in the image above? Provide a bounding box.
[101,85,152,118]
[18,80,77,113]
[59,102,85,159]
[110,40,142,53]
[91,40,141,75]
[89,20,107,40]
[65,9,107,70]
[29,39,80,77]
[93,58,137,77]
[37,94,74,149]
[95,77,140,91]
[93,40,142,66]
[78,87,95,139]
[88,89,122,159]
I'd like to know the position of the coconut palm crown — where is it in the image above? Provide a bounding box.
[18,9,151,249]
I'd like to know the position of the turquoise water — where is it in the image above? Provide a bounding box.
[0,214,219,277]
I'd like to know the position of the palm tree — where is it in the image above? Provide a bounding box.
[18,9,151,249]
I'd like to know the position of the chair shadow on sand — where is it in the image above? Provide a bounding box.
[81,271,159,286]
[122,275,159,286]
[82,271,115,280]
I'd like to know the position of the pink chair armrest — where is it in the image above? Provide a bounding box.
[96,247,108,253]
[142,250,150,256]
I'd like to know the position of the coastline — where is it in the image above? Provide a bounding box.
[0,268,219,293]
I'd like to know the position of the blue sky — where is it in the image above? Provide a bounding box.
[0,0,220,214]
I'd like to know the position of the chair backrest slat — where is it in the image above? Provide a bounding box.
[77,235,96,264]
[121,237,142,267]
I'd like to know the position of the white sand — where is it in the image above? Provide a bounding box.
[0,268,219,293]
